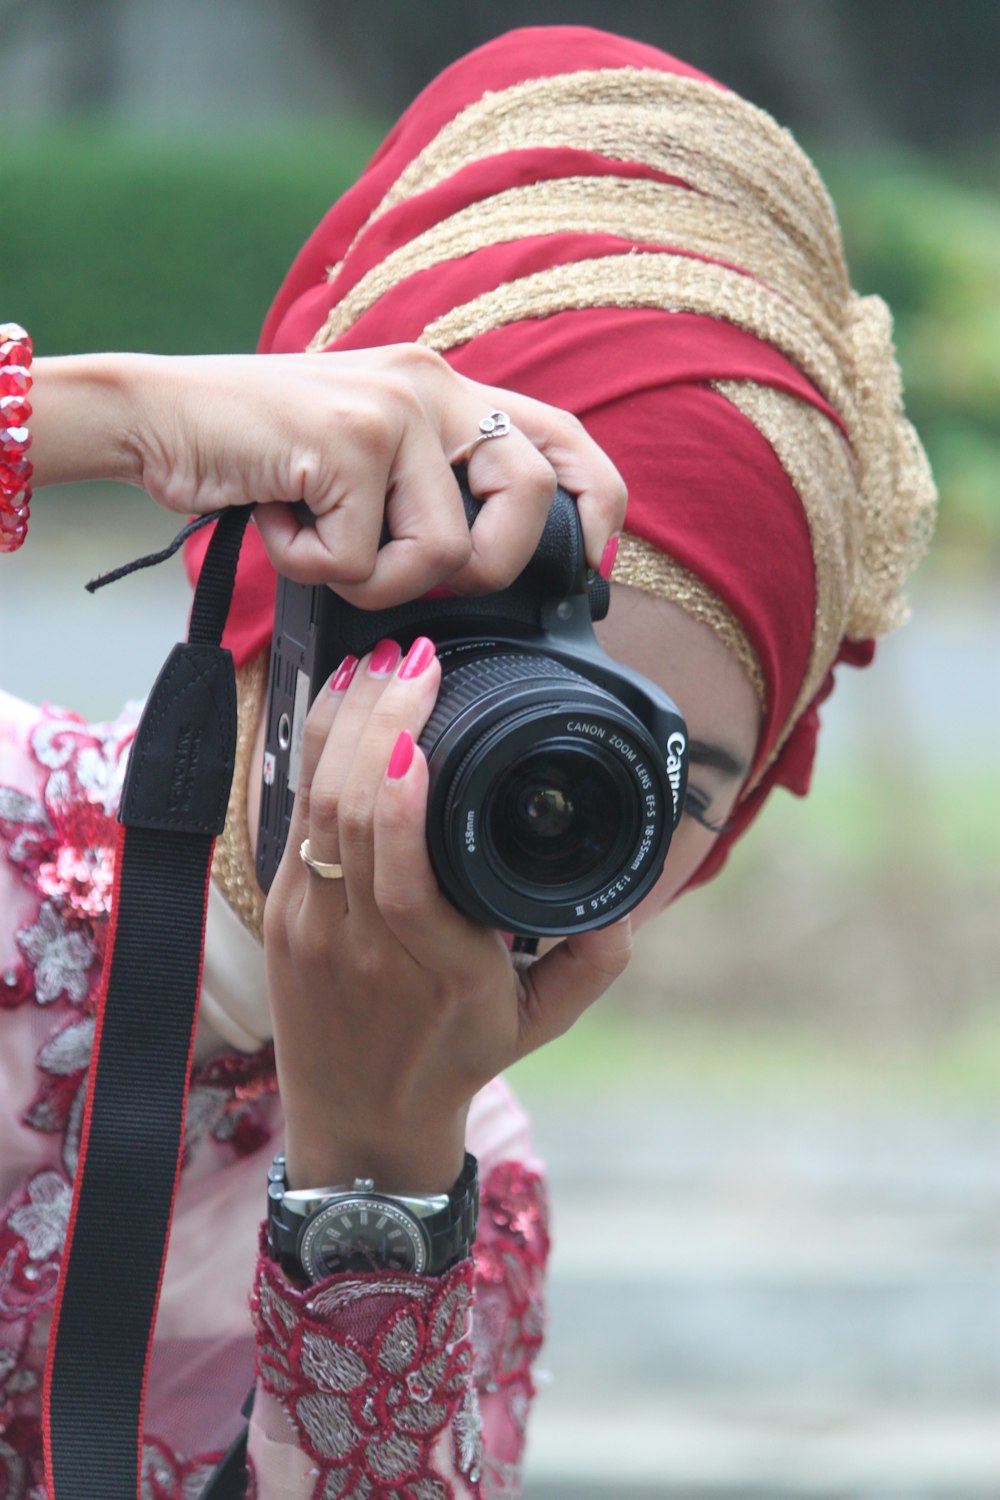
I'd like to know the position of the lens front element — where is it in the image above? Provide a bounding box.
[487,744,636,890]
[422,651,674,935]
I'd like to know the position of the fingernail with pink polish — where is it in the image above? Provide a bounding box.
[368,639,401,677]
[386,730,415,781]
[398,636,436,681]
[329,655,360,692]
[598,533,620,581]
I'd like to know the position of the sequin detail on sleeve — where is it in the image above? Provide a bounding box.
[252,1246,482,1499]
[471,1163,549,1498]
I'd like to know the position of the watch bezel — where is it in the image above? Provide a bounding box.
[298,1193,430,1278]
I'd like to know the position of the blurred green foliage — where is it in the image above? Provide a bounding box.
[509,999,1000,1108]
[819,149,1000,572]
[9,125,384,355]
[7,128,998,572]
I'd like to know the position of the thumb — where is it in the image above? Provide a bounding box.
[516,917,633,1058]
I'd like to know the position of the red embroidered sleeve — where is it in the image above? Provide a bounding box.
[252,1248,482,1499]
[249,1161,550,1500]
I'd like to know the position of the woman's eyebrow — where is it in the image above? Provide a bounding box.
[686,739,749,779]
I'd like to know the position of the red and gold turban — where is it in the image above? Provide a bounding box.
[192,24,934,906]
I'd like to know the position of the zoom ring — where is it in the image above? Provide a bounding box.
[421,651,583,750]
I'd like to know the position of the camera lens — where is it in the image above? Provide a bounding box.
[487,746,634,888]
[421,650,674,936]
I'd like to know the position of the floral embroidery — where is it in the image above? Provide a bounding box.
[451,1386,483,1487]
[139,1437,224,1500]
[0,703,278,1496]
[7,1173,72,1264]
[472,1163,549,1497]
[1,703,553,1499]
[1,705,131,937]
[253,1252,481,1499]
[0,706,129,1028]
[0,1426,30,1500]
[187,1045,279,1159]
[0,1328,37,1430]
[16,902,95,1006]
[0,791,49,888]
[0,1171,68,1318]
[0,709,131,1183]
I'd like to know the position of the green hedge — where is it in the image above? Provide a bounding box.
[8,125,384,355]
[8,129,998,566]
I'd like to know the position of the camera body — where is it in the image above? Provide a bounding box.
[256,477,688,937]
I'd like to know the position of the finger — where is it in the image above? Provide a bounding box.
[444,428,556,595]
[277,652,363,874]
[254,433,474,609]
[515,917,633,1057]
[329,640,442,913]
[333,437,472,609]
[371,731,485,959]
[253,469,389,589]
[300,639,406,871]
[479,388,628,572]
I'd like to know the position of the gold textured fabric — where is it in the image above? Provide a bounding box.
[302,62,934,766]
[213,653,267,942]
[614,534,767,709]
[713,381,856,785]
[327,69,848,309]
[309,174,842,355]
[415,253,933,660]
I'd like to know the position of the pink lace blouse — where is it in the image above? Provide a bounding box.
[0,690,549,1499]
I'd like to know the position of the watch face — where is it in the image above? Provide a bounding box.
[299,1196,429,1278]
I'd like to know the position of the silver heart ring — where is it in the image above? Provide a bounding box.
[452,409,512,465]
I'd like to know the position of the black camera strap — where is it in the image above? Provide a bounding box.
[43,506,253,1500]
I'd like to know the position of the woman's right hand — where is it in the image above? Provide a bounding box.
[262,634,633,1196]
[29,343,626,609]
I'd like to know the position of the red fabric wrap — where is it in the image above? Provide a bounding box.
[185,24,874,882]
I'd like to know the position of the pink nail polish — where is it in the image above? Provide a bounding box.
[329,655,359,692]
[386,730,415,780]
[398,636,436,681]
[368,639,401,677]
[598,533,620,581]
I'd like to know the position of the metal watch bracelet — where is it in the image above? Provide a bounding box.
[266,1151,479,1280]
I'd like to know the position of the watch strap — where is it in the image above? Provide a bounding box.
[421,1151,479,1273]
[267,1151,479,1279]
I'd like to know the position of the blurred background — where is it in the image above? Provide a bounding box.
[2,1,998,1495]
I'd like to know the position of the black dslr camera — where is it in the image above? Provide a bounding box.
[255,476,688,938]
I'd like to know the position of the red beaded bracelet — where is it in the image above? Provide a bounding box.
[0,322,33,553]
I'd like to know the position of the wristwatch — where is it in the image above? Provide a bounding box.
[266,1151,479,1282]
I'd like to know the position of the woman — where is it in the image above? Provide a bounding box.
[0,24,933,1500]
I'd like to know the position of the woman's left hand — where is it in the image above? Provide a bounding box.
[28,347,626,608]
[262,635,633,1195]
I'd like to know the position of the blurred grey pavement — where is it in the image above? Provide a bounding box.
[3,486,193,722]
[523,1098,1000,1499]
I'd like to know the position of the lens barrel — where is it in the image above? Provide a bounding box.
[421,649,671,936]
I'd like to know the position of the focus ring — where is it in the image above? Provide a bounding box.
[421,651,583,751]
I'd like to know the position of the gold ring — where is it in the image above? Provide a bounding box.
[299,838,345,880]
[451,409,512,466]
